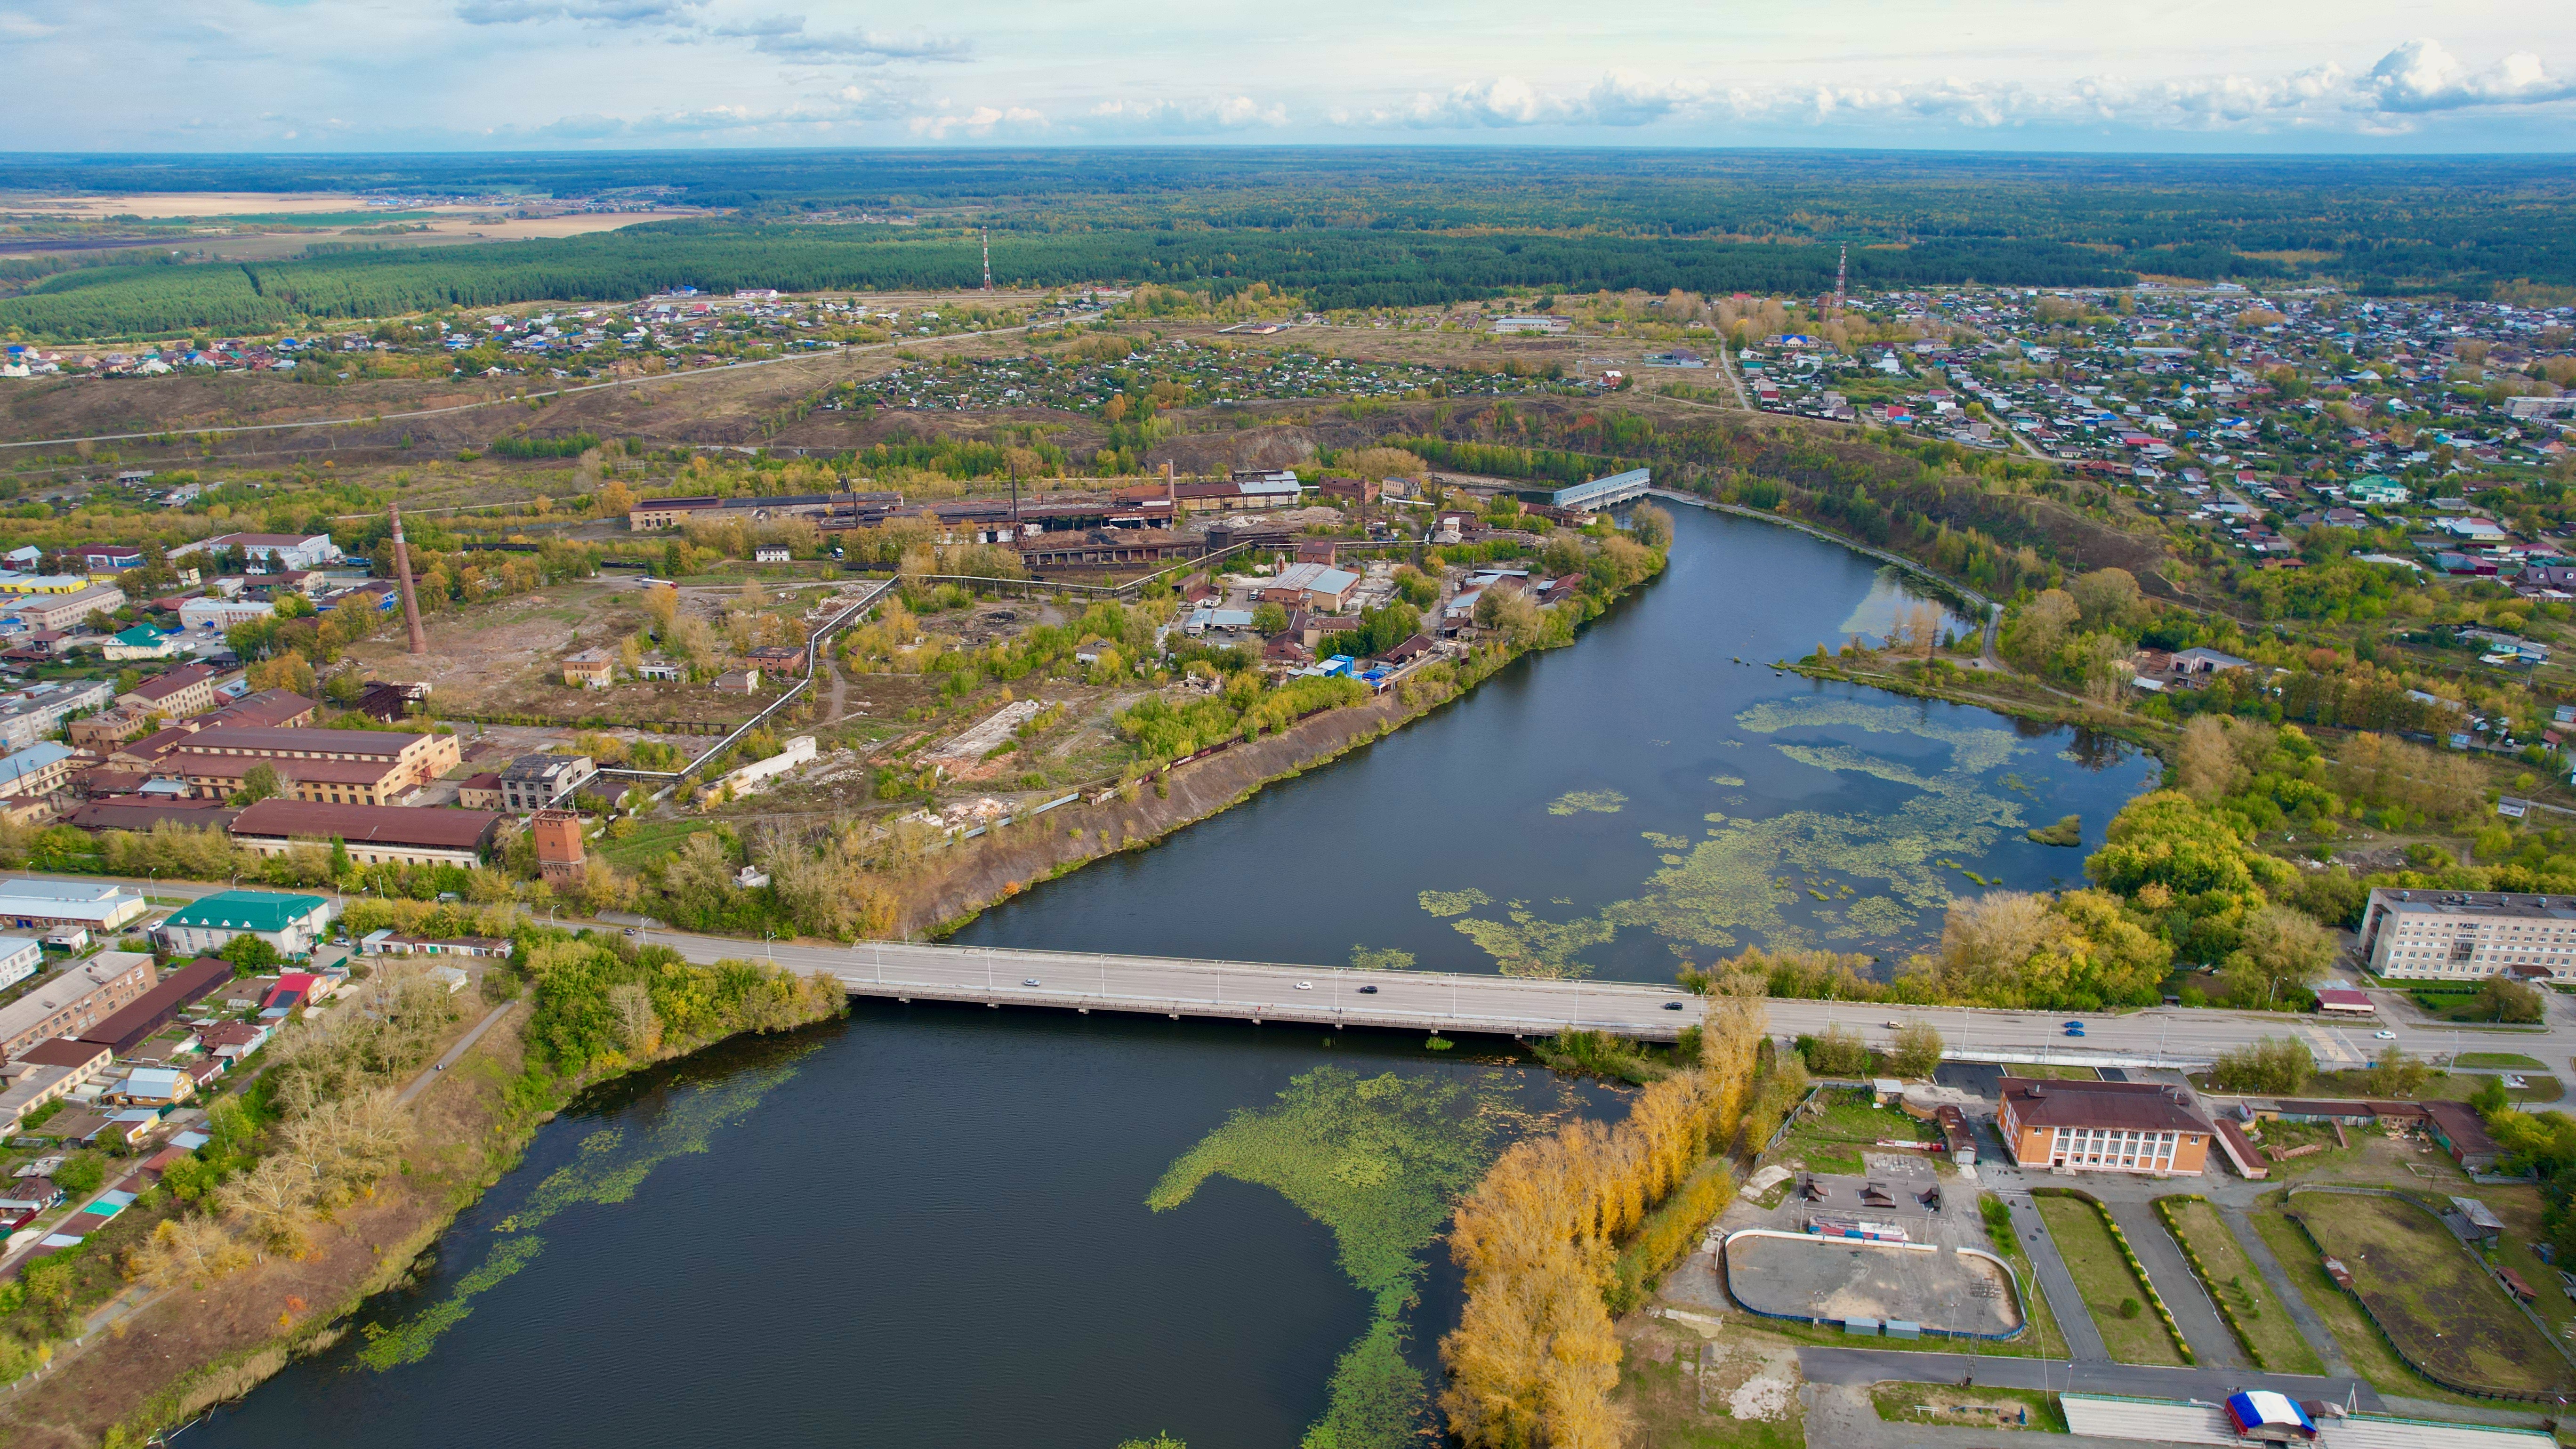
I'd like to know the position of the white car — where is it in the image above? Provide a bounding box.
[2505,1075,2530,1090]
[1294,981,1313,991]
[2373,1030,2396,1039]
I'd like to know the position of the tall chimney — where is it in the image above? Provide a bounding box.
[390,501,428,655]
[1164,459,1175,511]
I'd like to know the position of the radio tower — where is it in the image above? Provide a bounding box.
[389,501,428,655]
[1830,242,1848,320]
[981,229,993,292]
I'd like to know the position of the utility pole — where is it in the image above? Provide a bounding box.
[390,500,428,655]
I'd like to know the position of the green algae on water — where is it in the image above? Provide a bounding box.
[1546,789,1628,816]
[1417,888,1491,918]
[1151,1067,1516,1449]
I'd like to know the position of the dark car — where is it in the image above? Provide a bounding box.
[1357,984,1379,994]
[1662,1000,1687,1011]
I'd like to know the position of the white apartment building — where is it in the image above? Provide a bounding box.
[2359,887,2576,980]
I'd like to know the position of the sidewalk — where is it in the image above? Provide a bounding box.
[2102,1197,2244,1369]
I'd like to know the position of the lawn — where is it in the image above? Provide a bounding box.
[2289,1191,2576,1399]
[2155,1196,2324,1375]
[1980,1193,2070,1360]
[1869,1384,2064,1433]
[2032,1193,2189,1366]
[2457,1052,2547,1070]
[1761,1089,1937,1176]
[597,818,717,870]
[2246,1199,2481,1405]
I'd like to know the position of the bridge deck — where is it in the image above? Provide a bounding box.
[808,940,1697,1039]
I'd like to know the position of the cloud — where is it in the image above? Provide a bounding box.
[715,15,966,63]
[1084,95,1288,135]
[907,105,1043,140]
[2357,39,2576,112]
[455,0,691,24]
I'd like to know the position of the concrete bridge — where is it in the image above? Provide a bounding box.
[807,938,1699,1038]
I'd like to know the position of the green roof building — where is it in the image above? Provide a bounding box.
[161,891,335,958]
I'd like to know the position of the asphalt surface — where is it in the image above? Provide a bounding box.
[27,869,2574,1065]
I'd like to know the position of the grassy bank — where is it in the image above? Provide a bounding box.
[0,939,844,1449]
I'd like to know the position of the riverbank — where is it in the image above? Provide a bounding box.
[895,552,1670,939]
[0,963,843,1448]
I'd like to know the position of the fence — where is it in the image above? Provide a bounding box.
[596,577,893,785]
[2280,1183,2576,1402]
[1714,1228,2031,1342]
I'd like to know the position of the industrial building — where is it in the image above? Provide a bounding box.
[228,798,501,869]
[169,725,461,803]
[501,753,598,812]
[0,879,151,933]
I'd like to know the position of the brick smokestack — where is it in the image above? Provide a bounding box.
[390,501,429,655]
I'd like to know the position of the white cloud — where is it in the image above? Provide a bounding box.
[716,15,966,62]
[2358,39,2576,112]
[907,104,1044,140]
[1084,95,1288,134]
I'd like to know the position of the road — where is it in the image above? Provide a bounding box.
[19,869,2574,1065]
[394,998,519,1106]
[1795,1344,2384,1411]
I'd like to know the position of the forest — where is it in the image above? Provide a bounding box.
[4,148,2573,337]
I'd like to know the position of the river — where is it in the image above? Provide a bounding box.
[181,506,2158,1448]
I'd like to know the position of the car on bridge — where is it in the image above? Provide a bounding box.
[1357,984,1378,994]
[1665,1001,1686,1010]
[1021,978,1041,986]
[2063,1022,2086,1037]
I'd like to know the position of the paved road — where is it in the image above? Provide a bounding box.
[2219,1200,2352,1376]
[1796,1344,2384,1411]
[1989,1180,2110,1362]
[2104,1197,2245,1369]
[394,998,518,1106]
[20,869,2576,1063]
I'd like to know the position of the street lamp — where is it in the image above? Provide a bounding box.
[764,930,776,965]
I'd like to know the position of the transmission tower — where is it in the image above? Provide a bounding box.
[1830,242,1848,320]
[982,229,993,292]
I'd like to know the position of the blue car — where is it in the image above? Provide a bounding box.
[2063,1022,2086,1038]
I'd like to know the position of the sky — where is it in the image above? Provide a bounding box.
[3,0,2574,152]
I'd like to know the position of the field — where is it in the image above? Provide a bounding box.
[2030,1194,2189,1366]
[2154,1196,2323,1375]
[2287,1191,2576,1399]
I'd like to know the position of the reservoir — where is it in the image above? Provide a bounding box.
[182,505,2158,1448]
